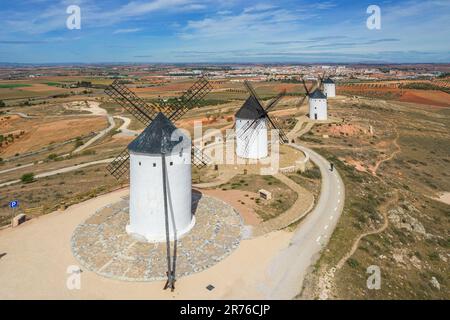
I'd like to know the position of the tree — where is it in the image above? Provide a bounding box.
[21,173,35,184]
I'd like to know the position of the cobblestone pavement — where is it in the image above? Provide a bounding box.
[71,193,243,281]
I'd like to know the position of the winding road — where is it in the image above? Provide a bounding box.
[265,143,345,299]
[114,115,139,137]
[0,101,123,182]
[0,158,114,188]
[72,114,115,154]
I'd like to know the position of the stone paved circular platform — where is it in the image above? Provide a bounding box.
[71,193,243,281]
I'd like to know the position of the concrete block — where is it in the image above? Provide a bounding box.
[12,214,27,227]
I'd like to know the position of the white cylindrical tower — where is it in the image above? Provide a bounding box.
[126,113,194,242]
[235,96,268,159]
[309,89,328,121]
[236,118,268,159]
[323,78,336,97]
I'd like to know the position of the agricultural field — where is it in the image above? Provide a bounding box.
[338,79,450,107]
[0,115,107,157]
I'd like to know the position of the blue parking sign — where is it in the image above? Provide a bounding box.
[9,201,18,209]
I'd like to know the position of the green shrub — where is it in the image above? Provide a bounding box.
[428,252,440,261]
[21,172,35,184]
[347,258,360,269]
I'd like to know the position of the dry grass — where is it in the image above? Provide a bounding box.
[219,174,298,221]
[300,97,450,300]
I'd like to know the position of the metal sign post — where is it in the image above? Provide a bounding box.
[9,200,19,227]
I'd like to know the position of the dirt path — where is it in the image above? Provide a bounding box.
[71,101,116,154]
[6,112,33,119]
[114,115,140,137]
[287,116,316,140]
[335,190,399,270]
[192,171,237,189]
[0,158,115,188]
[317,190,399,300]
[370,124,401,176]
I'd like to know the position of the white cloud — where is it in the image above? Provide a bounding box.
[179,6,313,40]
[0,0,209,35]
[314,1,336,10]
[243,4,278,13]
[113,28,142,34]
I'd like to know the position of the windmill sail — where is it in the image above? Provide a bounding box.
[191,146,211,169]
[105,80,169,126]
[106,148,130,179]
[105,77,213,180]
[168,76,213,122]
[297,77,313,109]
[265,90,286,112]
[243,81,263,106]
[266,116,289,144]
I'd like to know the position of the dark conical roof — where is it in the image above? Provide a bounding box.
[323,78,335,84]
[235,95,265,120]
[128,112,190,154]
[309,89,327,99]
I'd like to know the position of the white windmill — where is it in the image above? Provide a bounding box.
[297,76,328,121]
[105,77,212,291]
[235,81,288,159]
[323,77,336,97]
[127,113,194,243]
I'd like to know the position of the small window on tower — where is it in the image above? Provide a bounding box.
[153,163,156,167]
[139,162,141,166]
[170,162,174,166]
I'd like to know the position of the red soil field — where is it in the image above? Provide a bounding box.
[338,85,450,108]
[399,90,450,108]
[0,116,107,157]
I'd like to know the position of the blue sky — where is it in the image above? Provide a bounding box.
[0,0,449,64]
